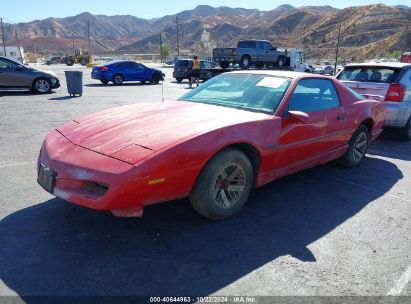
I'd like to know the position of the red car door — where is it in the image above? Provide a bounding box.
[275,78,349,174]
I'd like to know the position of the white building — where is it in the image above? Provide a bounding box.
[0,46,26,63]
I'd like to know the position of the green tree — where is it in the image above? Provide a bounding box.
[160,43,171,62]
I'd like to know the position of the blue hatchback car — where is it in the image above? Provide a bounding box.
[91,60,165,85]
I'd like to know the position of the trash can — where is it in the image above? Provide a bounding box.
[64,71,83,97]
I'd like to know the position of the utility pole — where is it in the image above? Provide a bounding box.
[402,9,410,55]
[176,16,180,58]
[14,28,23,62]
[334,24,341,75]
[87,21,91,55]
[72,33,75,53]
[1,18,6,57]
[159,32,163,62]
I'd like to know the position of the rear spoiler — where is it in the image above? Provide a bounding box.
[361,94,384,101]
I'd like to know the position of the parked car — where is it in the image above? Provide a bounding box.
[46,56,62,65]
[172,59,214,82]
[0,56,60,94]
[91,60,165,85]
[213,39,287,69]
[315,65,334,75]
[336,62,411,140]
[38,71,384,220]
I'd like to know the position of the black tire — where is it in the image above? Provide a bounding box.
[80,58,88,66]
[338,125,369,167]
[100,80,109,85]
[140,81,147,84]
[276,56,285,67]
[150,74,160,84]
[66,60,74,66]
[399,117,411,141]
[219,62,229,69]
[112,74,124,86]
[305,69,311,73]
[189,148,253,220]
[239,55,251,69]
[176,78,183,83]
[32,78,52,94]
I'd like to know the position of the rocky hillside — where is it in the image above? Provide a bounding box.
[2,4,410,59]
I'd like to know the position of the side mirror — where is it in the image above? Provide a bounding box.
[15,65,25,71]
[288,110,309,124]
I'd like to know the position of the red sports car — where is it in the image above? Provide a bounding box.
[37,71,385,220]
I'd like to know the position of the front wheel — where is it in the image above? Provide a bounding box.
[32,78,51,94]
[112,74,124,85]
[66,60,74,66]
[80,58,88,66]
[176,78,183,83]
[338,125,369,167]
[189,148,253,220]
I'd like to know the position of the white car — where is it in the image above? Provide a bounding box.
[337,62,411,140]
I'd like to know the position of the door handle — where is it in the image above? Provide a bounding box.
[337,114,347,121]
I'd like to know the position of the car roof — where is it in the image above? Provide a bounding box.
[104,60,142,65]
[345,62,411,69]
[226,70,329,79]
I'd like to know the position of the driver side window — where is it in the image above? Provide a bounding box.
[0,59,15,70]
[288,79,340,113]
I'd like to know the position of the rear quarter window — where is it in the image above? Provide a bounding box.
[238,41,256,49]
[338,67,400,83]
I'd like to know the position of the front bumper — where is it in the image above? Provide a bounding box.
[38,130,144,214]
[51,78,60,89]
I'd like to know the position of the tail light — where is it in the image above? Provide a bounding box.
[385,83,405,102]
[232,49,236,56]
[100,66,109,72]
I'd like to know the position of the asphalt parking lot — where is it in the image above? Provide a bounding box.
[0,64,410,300]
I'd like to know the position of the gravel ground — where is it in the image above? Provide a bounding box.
[0,64,410,301]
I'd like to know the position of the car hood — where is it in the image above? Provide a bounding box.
[57,101,270,162]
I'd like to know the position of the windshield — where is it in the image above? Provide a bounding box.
[179,73,291,114]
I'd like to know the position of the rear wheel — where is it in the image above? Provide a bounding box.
[399,117,411,141]
[112,74,124,85]
[239,55,251,69]
[219,62,229,69]
[276,56,285,67]
[338,125,369,167]
[189,148,253,220]
[80,58,88,66]
[32,78,51,94]
[66,59,74,66]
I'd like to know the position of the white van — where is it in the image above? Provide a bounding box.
[0,46,26,64]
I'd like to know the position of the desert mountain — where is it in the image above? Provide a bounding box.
[2,4,410,59]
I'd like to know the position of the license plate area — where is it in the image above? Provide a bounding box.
[37,164,57,193]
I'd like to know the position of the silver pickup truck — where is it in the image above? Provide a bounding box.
[213,40,286,69]
[337,62,411,140]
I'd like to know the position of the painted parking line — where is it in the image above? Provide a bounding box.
[387,265,411,296]
[0,161,36,169]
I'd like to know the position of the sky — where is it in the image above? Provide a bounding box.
[0,0,409,23]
